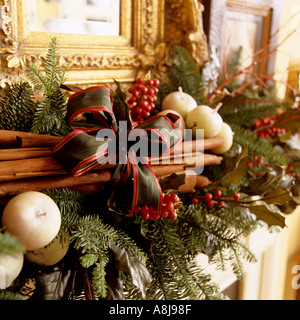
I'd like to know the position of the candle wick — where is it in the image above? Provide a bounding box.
[178,87,185,100]
[35,209,46,217]
[214,103,222,113]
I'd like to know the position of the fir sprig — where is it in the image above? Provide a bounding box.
[230,124,288,166]
[28,37,70,136]
[0,232,25,256]
[0,82,36,132]
[71,215,147,298]
[157,45,205,106]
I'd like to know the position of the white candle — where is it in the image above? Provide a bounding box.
[162,87,197,119]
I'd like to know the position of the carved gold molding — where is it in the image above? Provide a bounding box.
[0,0,208,88]
[164,0,208,67]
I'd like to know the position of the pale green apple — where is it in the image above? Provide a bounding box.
[2,191,61,250]
[211,122,233,154]
[0,251,24,289]
[185,105,223,138]
[25,230,70,266]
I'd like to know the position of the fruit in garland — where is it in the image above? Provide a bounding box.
[162,87,197,119]
[128,77,160,122]
[1,191,61,250]
[185,104,223,139]
[25,229,70,266]
[0,252,24,289]
[210,122,233,154]
[157,109,186,138]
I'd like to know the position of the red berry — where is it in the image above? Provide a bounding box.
[142,111,150,118]
[168,211,177,220]
[214,190,222,198]
[160,207,169,218]
[204,193,213,201]
[170,194,180,203]
[140,85,148,95]
[136,77,144,84]
[147,88,155,96]
[233,193,240,201]
[149,103,156,110]
[149,206,156,215]
[146,79,154,86]
[141,212,149,220]
[139,100,149,108]
[248,161,253,169]
[207,200,214,208]
[217,200,224,207]
[165,202,174,212]
[133,206,141,213]
[152,79,160,87]
[151,212,160,220]
[163,194,171,204]
[191,197,199,205]
[141,205,149,215]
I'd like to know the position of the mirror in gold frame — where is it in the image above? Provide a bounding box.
[0,0,208,88]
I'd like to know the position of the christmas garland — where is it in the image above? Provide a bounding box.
[0,38,299,300]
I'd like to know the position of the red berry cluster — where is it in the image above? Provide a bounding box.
[192,190,241,208]
[133,193,180,221]
[254,114,286,138]
[127,77,160,122]
[248,155,264,170]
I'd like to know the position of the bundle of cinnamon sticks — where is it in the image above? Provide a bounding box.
[0,130,224,199]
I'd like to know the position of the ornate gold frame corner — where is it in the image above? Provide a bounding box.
[0,0,208,88]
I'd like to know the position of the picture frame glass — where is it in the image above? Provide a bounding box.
[27,0,120,36]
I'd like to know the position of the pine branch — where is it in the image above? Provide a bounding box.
[43,189,84,230]
[176,202,257,280]
[230,124,288,166]
[157,45,205,106]
[0,232,25,256]
[0,291,25,300]
[223,101,283,129]
[0,82,37,132]
[28,37,69,136]
[141,218,217,300]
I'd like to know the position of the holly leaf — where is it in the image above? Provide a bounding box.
[242,165,286,195]
[221,144,250,185]
[30,262,72,300]
[262,188,293,205]
[109,241,152,299]
[112,79,131,123]
[249,205,286,228]
[218,94,247,117]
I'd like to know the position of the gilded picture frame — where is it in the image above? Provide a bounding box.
[0,0,208,88]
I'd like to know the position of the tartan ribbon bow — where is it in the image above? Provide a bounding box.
[52,86,182,212]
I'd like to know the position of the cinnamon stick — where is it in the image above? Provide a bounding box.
[178,174,197,193]
[0,130,62,148]
[175,170,212,193]
[0,147,52,161]
[0,170,112,198]
[172,137,223,155]
[0,170,68,182]
[151,152,223,167]
[196,175,212,188]
[0,156,64,176]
